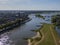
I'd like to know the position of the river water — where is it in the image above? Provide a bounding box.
[0,13,60,45]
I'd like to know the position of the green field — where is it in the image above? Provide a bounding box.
[31,24,60,45]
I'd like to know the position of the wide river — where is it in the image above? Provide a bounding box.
[0,13,60,45]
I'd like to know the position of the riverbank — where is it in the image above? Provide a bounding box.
[28,24,60,45]
[0,18,31,35]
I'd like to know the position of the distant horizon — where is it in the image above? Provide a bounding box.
[0,10,60,11]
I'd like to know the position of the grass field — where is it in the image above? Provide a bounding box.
[31,24,60,45]
[38,24,60,45]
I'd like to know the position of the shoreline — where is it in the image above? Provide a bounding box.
[0,18,31,35]
[27,24,44,45]
[27,24,60,45]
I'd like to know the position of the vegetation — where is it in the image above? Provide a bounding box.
[34,37,41,41]
[51,15,60,26]
[35,13,45,19]
[0,19,20,29]
[38,24,59,45]
[30,24,60,45]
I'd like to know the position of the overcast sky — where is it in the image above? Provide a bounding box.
[0,0,60,10]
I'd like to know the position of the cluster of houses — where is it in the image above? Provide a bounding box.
[0,12,29,25]
[0,11,29,32]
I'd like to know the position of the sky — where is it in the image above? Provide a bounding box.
[0,0,60,10]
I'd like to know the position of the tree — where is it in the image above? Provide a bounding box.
[51,14,60,26]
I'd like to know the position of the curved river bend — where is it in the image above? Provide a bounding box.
[0,13,60,45]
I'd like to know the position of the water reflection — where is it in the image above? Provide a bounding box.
[8,14,44,45]
[56,27,60,36]
[0,13,57,45]
[0,33,15,45]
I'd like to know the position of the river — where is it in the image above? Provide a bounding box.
[0,13,60,45]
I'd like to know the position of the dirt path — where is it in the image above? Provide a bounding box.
[34,30,44,45]
[28,31,44,45]
[34,25,58,45]
[28,24,59,45]
[50,26,58,45]
[34,25,49,45]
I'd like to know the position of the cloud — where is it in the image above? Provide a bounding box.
[0,0,59,10]
[0,0,8,4]
[0,0,31,5]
